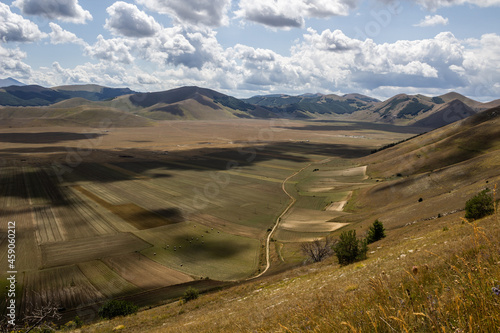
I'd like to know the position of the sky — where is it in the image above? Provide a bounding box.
[0,0,499,101]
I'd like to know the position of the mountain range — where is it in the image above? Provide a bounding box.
[1,81,499,128]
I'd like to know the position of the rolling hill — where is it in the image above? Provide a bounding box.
[123,86,276,120]
[1,83,499,128]
[0,84,134,107]
[53,84,136,101]
[0,104,154,127]
[243,93,378,118]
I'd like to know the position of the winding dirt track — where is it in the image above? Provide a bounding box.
[248,162,314,279]
[248,162,367,280]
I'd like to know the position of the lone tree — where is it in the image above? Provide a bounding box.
[465,189,495,221]
[366,219,386,244]
[332,230,368,266]
[301,236,333,263]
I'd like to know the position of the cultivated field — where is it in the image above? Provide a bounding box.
[0,119,420,321]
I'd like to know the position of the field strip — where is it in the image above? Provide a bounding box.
[102,253,194,290]
[155,160,284,183]
[79,260,140,298]
[205,155,297,170]
[40,233,152,268]
[73,185,176,230]
[102,163,149,180]
[258,163,297,171]
[225,170,283,183]
[164,160,213,170]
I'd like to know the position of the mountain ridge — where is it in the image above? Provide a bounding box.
[1,83,499,128]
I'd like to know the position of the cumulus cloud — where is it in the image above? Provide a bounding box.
[236,0,356,29]
[0,3,46,42]
[137,0,231,27]
[414,0,500,11]
[105,2,161,38]
[50,61,133,86]
[231,44,277,62]
[136,26,228,69]
[49,22,85,45]
[13,0,92,24]
[0,44,31,78]
[284,29,469,92]
[304,28,362,51]
[414,14,449,27]
[85,35,134,64]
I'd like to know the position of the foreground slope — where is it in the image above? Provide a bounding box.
[70,107,500,332]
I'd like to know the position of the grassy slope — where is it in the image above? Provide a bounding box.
[67,107,500,332]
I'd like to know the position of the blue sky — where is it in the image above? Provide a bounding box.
[0,0,499,100]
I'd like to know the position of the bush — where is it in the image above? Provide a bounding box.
[183,287,199,302]
[333,230,368,266]
[98,300,138,319]
[465,189,495,221]
[301,236,333,262]
[366,219,386,244]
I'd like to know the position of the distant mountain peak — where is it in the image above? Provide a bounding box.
[0,77,26,87]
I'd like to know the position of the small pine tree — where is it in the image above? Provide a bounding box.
[333,230,367,266]
[366,219,386,244]
[465,189,495,221]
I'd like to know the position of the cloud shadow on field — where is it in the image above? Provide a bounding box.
[277,120,429,134]
[169,234,252,260]
[0,140,372,201]
[0,132,106,144]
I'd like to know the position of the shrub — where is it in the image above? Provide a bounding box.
[98,300,138,319]
[366,219,386,244]
[183,287,199,302]
[332,230,367,266]
[465,189,494,221]
[301,236,332,262]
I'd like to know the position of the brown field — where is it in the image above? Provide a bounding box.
[21,265,104,312]
[0,119,419,320]
[40,233,151,268]
[102,253,194,289]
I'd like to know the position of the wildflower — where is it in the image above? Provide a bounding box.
[491,286,500,296]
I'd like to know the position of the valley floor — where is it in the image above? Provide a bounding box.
[0,119,418,327]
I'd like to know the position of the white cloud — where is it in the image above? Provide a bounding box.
[85,35,134,64]
[50,61,132,86]
[462,33,500,98]
[414,15,449,27]
[414,0,500,11]
[0,44,31,78]
[231,44,277,62]
[49,22,85,45]
[236,0,357,29]
[13,0,92,24]
[304,28,362,51]
[0,3,46,42]
[136,73,161,85]
[105,1,161,38]
[137,0,231,27]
